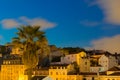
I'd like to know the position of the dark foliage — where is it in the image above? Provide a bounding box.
[63,47,85,54]
[51,56,61,62]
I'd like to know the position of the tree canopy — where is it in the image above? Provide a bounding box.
[11,25,50,80]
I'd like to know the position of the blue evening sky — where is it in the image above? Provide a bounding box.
[0,0,120,52]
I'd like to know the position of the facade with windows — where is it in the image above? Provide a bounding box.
[0,56,27,80]
[49,64,68,80]
[61,51,87,65]
[90,66,105,72]
[79,58,90,72]
[99,55,118,71]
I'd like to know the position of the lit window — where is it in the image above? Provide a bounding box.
[56,72,58,75]
[50,72,53,75]
[63,72,66,75]
[8,61,10,64]
[3,61,6,64]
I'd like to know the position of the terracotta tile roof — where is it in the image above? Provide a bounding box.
[67,71,78,75]
[79,72,97,75]
[108,66,120,71]
[99,72,106,75]
[31,76,46,80]
[67,72,98,75]
[50,64,69,66]
[108,72,120,76]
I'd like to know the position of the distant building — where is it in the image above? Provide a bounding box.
[90,66,105,73]
[99,66,120,80]
[99,54,118,71]
[79,57,90,72]
[90,53,118,71]
[11,47,23,55]
[61,51,86,65]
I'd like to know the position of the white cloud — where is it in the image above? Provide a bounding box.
[19,16,57,30]
[89,35,120,53]
[80,20,100,27]
[0,16,57,30]
[1,19,19,29]
[98,0,120,25]
[87,0,120,25]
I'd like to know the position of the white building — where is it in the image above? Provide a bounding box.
[61,51,86,65]
[90,54,118,72]
[90,66,105,72]
[99,55,118,71]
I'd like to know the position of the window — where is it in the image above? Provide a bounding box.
[56,72,58,75]
[63,72,65,75]
[68,57,70,59]
[92,77,94,80]
[85,62,87,65]
[83,78,86,80]
[33,71,35,75]
[3,61,6,64]
[8,61,10,64]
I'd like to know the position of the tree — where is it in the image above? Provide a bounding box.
[63,47,85,54]
[72,62,80,73]
[11,25,50,80]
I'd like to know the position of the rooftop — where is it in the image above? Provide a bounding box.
[108,66,120,71]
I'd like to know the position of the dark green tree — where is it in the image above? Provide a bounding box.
[11,25,50,80]
[63,47,85,54]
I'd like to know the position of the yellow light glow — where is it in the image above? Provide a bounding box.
[19,75,24,80]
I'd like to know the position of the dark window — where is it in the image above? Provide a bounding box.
[56,72,58,75]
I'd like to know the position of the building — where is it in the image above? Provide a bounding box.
[61,51,86,65]
[90,54,118,71]
[99,66,120,80]
[49,64,68,80]
[25,67,49,80]
[11,46,23,55]
[0,55,27,80]
[99,54,118,71]
[48,64,84,80]
[90,66,105,72]
[79,57,90,72]
[0,48,120,80]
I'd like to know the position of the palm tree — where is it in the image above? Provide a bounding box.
[11,25,50,80]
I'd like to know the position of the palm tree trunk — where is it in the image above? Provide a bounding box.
[28,75,32,80]
[27,69,32,80]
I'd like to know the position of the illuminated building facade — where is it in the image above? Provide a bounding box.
[0,49,120,80]
[49,64,68,80]
[0,55,27,80]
